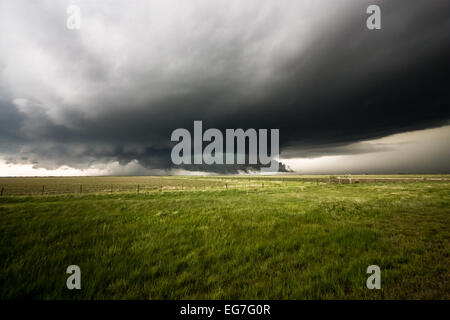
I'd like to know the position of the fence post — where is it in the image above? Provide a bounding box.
[137,184,140,193]
[80,184,82,194]
[42,185,45,195]
[262,182,264,188]
[226,183,228,190]
[110,184,113,193]
[160,185,163,192]
[0,186,3,196]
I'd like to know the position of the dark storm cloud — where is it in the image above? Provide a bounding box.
[0,0,449,173]
[0,99,23,148]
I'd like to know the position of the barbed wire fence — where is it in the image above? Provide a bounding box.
[0,176,447,197]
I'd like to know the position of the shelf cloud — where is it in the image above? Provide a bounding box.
[0,0,449,174]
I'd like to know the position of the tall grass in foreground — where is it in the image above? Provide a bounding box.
[0,179,449,299]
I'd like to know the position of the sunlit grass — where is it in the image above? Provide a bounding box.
[0,177,449,299]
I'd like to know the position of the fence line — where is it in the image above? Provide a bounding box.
[0,177,447,196]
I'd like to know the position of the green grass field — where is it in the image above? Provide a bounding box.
[0,175,449,299]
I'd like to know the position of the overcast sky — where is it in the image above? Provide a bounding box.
[0,0,449,176]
